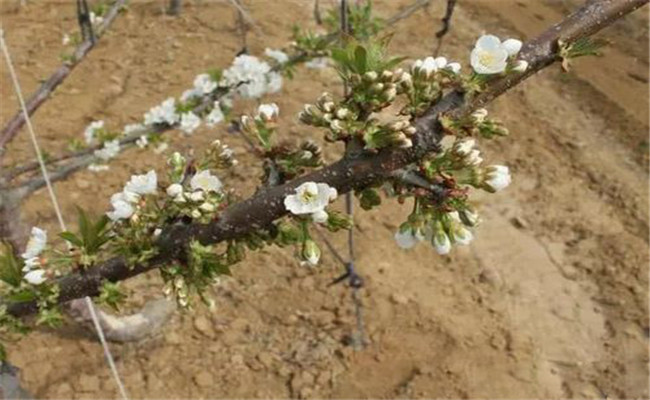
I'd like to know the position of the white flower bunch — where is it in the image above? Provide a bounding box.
[412,56,461,78]
[180,73,218,101]
[136,135,149,148]
[284,182,337,223]
[144,97,180,126]
[395,211,476,255]
[206,102,225,127]
[83,120,104,145]
[123,123,146,136]
[94,139,120,161]
[264,48,289,64]
[21,227,48,285]
[89,11,103,26]
[180,112,201,134]
[470,34,523,74]
[107,170,158,221]
[166,170,223,219]
[452,138,483,166]
[221,54,282,99]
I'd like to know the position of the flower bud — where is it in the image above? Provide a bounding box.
[471,108,488,123]
[459,208,480,227]
[512,60,529,73]
[381,70,393,80]
[336,108,350,119]
[453,138,476,156]
[166,183,184,197]
[302,239,321,266]
[363,71,378,82]
[483,165,511,192]
[432,225,451,255]
[189,191,205,202]
[191,209,202,219]
[199,202,216,212]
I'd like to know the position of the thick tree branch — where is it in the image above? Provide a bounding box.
[5,0,646,318]
[0,0,126,158]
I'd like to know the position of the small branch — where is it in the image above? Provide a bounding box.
[433,0,456,56]
[77,0,96,44]
[6,0,646,318]
[167,0,182,16]
[0,0,127,159]
[313,0,322,25]
[385,0,431,26]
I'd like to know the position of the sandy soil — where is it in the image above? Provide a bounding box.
[1,0,648,398]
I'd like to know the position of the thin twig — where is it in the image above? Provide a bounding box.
[434,0,456,56]
[227,0,262,35]
[313,0,322,25]
[0,0,127,159]
[385,0,431,26]
[77,0,96,43]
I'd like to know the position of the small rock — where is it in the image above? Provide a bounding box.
[193,316,214,337]
[194,370,213,387]
[510,216,529,230]
[390,293,409,305]
[257,352,274,369]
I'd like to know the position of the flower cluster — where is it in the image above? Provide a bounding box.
[21,227,48,285]
[180,74,219,102]
[264,48,289,64]
[221,54,282,99]
[83,120,105,145]
[395,210,477,254]
[144,97,180,127]
[167,169,224,221]
[107,170,158,221]
[470,34,527,75]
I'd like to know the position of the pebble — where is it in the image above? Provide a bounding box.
[193,316,214,337]
[194,370,213,387]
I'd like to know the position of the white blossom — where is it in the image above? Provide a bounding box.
[180,112,201,134]
[284,182,337,216]
[154,142,169,154]
[266,72,283,94]
[502,38,523,56]
[484,165,511,192]
[166,183,184,197]
[434,56,448,69]
[305,57,329,69]
[89,11,103,26]
[22,257,41,272]
[88,164,110,172]
[311,209,329,224]
[471,108,488,123]
[22,227,47,260]
[136,135,149,148]
[94,139,120,161]
[190,170,222,193]
[265,48,289,64]
[83,120,104,145]
[124,123,145,136]
[413,56,438,76]
[257,103,279,120]
[144,97,179,126]
[124,170,158,195]
[206,102,225,126]
[222,55,275,99]
[62,33,71,45]
[454,138,476,156]
[107,192,136,221]
[446,62,461,74]
[190,209,202,219]
[466,149,483,166]
[193,73,217,94]
[470,35,509,74]
[24,269,47,285]
[452,225,474,245]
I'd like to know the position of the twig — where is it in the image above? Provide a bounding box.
[6,0,646,318]
[385,0,431,26]
[313,0,322,25]
[167,0,182,16]
[227,0,262,35]
[0,0,127,158]
[77,0,96,44]
[433,0,456,56]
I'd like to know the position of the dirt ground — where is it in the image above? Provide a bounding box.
[1,0,648,398]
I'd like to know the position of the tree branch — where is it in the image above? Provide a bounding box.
[0,0,127,158]
[6,0,646,318]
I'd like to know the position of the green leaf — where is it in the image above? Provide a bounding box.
[354,45,368,74]
[0,243,23,287]
[59,232,83,247]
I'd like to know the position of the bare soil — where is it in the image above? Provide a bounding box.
[1,0,648,398]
